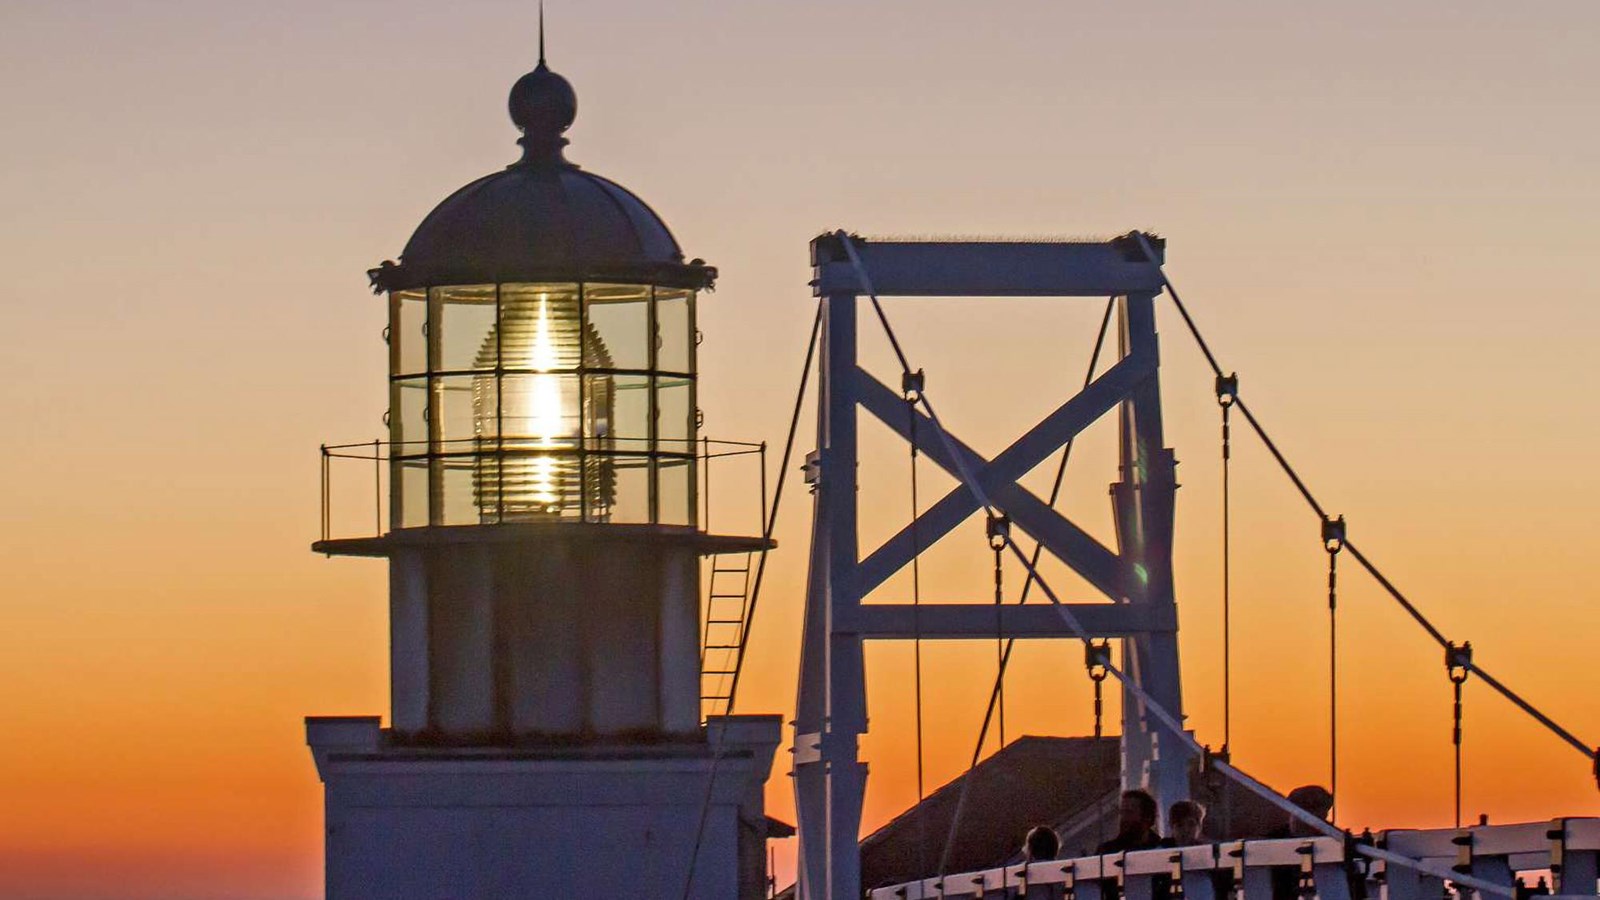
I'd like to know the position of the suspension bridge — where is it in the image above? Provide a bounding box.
[693,231,1599,900]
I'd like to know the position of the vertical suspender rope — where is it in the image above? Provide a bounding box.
[988,514,1010,751]
[1087,639,1112,850]
[1447,642,1472,828]
[1217,374,1237,757]
[907,383,926,801]
[1088,641,1111,738]
[1323,515,1345,821]
[906,371,928,873]
[1217,372,1238,840]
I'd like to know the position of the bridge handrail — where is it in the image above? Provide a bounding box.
[868,820,1600,899]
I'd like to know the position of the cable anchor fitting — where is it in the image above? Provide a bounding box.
[986,513,1011,551]
[1085,640,1112,682]
[901,368,925,403]
[1446,641,1473,685]
[1321,515,1346,555]
[1215,372,1238,408]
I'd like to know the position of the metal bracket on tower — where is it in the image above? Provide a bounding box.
[802,450,823,489]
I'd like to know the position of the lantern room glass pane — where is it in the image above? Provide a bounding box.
[394,290,427,376]
[657,458,693,526]
[485,446,587,520]
[398,460,429,529]
[595,374,650,454]
[656,376,693,450]
[492,374,583,520]
[499,283,582,373]
[440,460,479,525]
[435,375,485,448]
[394,378,428,456]
[500,373,581,444]
[434,285,498,372]
[606,455,651,524]
[656,289,693,373]
[585,284,650,371]
[474,451,503,524]
[580,455,613,523]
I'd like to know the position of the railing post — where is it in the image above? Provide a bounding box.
[373,439,381,537]
[321,444,330,542]
[703,435,712,532]
[759,440,769,536]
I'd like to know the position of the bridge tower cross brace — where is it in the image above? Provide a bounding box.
[792,233,1191,900]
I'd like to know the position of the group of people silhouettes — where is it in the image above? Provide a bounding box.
[1022,783,1336,863]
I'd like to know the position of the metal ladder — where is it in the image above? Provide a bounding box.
[700,550,754,719]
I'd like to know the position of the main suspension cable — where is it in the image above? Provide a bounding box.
[1130,232,1598,770]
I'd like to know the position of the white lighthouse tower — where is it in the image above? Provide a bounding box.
[306,41,781,900]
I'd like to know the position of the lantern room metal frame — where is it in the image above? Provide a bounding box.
[380,280,703,530]
[793,233,1192,900]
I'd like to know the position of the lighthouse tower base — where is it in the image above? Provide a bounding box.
[306,715,782,900]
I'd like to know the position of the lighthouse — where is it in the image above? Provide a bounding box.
[305,39,781,900]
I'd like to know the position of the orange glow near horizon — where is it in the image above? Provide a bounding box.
[2,2,1599,897]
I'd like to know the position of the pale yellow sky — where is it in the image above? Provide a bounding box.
[1,1,1597,897]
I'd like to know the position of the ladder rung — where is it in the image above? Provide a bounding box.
[706,618,744,625]
[709,593,746,600]
[712,567,749,574]
[703,644,741,650]
[702,669,737,676]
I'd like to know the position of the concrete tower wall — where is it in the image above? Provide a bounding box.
[386,532,702,738]
[307,716,783,900]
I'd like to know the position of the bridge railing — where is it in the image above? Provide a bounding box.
[868,819,1599,900]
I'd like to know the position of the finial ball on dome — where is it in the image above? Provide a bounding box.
[509,63,577,141]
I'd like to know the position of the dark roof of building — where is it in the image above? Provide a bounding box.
[860,736,1120,891]
[368,58,714,294]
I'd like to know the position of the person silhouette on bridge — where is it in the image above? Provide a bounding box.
[1266,785,1365,900]
[1162,800,1207,847]
[1098,789,1163,854]
[1266,784,1333,838]
[1024,825,1061,862]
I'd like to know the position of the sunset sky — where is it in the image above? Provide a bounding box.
[2,1,1598,897]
